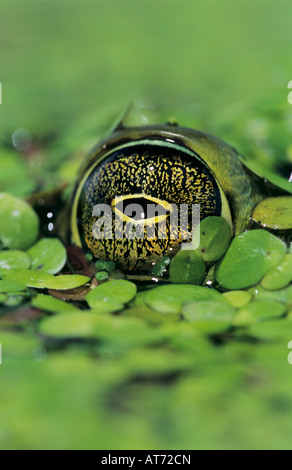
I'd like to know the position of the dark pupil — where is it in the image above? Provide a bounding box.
[116,197,169,221]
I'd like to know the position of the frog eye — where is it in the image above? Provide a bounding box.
[114,195,172,223]
[69,125,256,271]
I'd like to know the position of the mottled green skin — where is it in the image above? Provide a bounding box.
[69,124,262,271]
[173,126,263,234]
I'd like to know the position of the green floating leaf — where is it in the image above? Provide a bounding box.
[27,238,67,274]
[39,312,162,351]
[39,312,100,339]
[88,300,124,314]
[45,274,91,290]
[123,305,180,325]
[95,271,109,281]
[130,291,148,307]
[86,279,137,308]
[104,261,116,272]
[249,284,292,305]
[151,260,167,277]
[151,256,170,277]
[251,196,292,230]
[95,260,116,272]
[233,300,287,327]
[182,300,235,333]
[222,290,251,308]
[0,279,27,293]
[120,347,191,377]
[192,216,232,262]
[0,269,53,288]
[248,318,292,342]
[144,284,226,314]
[215,229,287,289]
[0,269,90,290]
[0,250,31,270]
[3,293,26,307]
[160,322,210,354]
[31,294,80,313]
[0,193,39,250]
[95,260,108,271]
[261,254,292,290]
[169,250,205,285]
[90,316,163,351]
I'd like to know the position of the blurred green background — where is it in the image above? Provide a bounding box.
[1,0,292,146]
[1,0,292,450]
[1,0,292,191]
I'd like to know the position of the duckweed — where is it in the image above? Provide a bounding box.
[222,290,252,308]
[0,280,27,293]
[182,300,236,333]
[251,196,292,230]
[31,294,80,313]
[0,250,31,270]
[95,271,109,281]
[0,193,39,250]
[169,250,206,285]
[1,5,292,451]
[0,269,90,290]
[261,254,292,290]
[232,300,287,327]
[0,178,291,449]
[86,279,137,308]
[27,238,67,274]
[192,216,232,262]
[215,230,287,289]
[144,284,226,314]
